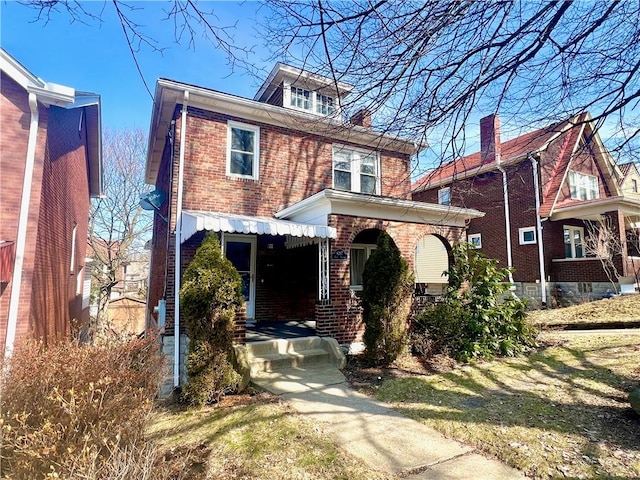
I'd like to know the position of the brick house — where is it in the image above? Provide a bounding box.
[412,113,640,307]
[0,49,103,356]
[145,63,483,387]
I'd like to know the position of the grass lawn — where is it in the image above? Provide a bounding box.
[369,333,640,479]
[528,294,640,327]
[147,391,392,480]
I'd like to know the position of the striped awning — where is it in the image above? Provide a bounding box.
[180,210,337,243]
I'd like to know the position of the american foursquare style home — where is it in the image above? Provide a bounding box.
[144,63,484,387]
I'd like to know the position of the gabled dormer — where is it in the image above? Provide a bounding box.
[253,63,353,117]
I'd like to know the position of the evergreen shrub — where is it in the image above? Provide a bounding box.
[361,231,414,366]
[180,234,243,405]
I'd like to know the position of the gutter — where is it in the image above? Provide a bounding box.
[173,90,189,388]
[5,93,39,357]
[529,154,548,305]
[496,159,515,286]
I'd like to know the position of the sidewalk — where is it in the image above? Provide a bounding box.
[252,365,526,479]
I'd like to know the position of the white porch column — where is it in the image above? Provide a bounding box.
[318,238,330,301]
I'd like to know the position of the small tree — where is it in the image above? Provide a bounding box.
[361,231,414,366]
[180,235,243,405]
[413,243,536,362]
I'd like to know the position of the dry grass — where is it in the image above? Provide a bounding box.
[528,294,640,327]
[147,391,393,480]
[370,333,640,479]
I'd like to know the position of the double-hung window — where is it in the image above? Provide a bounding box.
[569,171,598,200]
[564,225,585,258]
[350,244,376,290]
[333,146,379,194]
[227,121,260,179]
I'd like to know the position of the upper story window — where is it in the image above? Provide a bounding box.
[564,225,585,258]
[569,171,598,201]
[438,187,451,206]
[333,146,379,195]
[290,86,311,111]
[632,179,638,193]
[316,93,335,115]
[288,85,335,116]
[227,121,260,179]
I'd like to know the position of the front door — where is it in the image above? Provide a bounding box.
[223,234,257,319]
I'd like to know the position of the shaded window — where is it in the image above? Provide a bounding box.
[227,122,259,179]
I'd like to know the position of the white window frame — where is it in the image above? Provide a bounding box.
[350,244,377,290]
[632,179,638,193]
[438,187,451,206]
[227,121,260,180]
[332,145,380,195]
[563,225,585,259]
[290,86,312,111]
[316,93,335,115]
[70,223,77,273]
[569,170,599,201]
[518,226,537,245]
[467,233,482,248]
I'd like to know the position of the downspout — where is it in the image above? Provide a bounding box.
[5,93,39,357]
[496,160,515,286]
[529,153,547,305]
[173,91,189,388]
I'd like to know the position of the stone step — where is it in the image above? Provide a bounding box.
[236,336,347,381]
[249,348,330,375]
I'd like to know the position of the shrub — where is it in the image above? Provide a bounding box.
[361,231,414,366]
[412,243,537,362]
[0,335,165,479]
[180,234,243,405]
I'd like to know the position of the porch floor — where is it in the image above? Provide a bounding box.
[246,320,316,342]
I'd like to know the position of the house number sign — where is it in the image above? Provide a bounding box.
[331,249,348,260]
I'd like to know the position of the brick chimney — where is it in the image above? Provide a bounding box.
[480,114,501,163]
[350,109,372,128]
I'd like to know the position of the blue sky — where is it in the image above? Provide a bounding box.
[1,1,270,130]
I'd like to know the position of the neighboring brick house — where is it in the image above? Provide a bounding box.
[145,63,483,387]
[412,113,640,307]
[0,49,102,355]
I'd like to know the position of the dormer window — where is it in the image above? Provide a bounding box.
[316,93,335,115]
[288,85,336,116]
[290,86,311,111]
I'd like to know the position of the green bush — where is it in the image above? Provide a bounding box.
[361,231,414,366]
[180,234,243,405]
[412,243,537,362]
[0,335,165,479]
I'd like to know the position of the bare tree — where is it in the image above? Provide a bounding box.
[88,128,152,334]
[263,1,640,172]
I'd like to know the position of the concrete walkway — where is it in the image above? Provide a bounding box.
[252,365,526,479]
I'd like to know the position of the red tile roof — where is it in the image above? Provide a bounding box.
[412,117,575,191]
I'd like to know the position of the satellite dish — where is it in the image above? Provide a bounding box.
[140,189,166,211]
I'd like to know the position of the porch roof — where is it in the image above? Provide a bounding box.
[180,210,337,243]
[275,189,485,227]
[549,195,640,222]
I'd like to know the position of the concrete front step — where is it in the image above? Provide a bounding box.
[237,336,346,379]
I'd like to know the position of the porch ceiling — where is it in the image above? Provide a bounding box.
[549,195,640,221]
[180,210,337,243]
